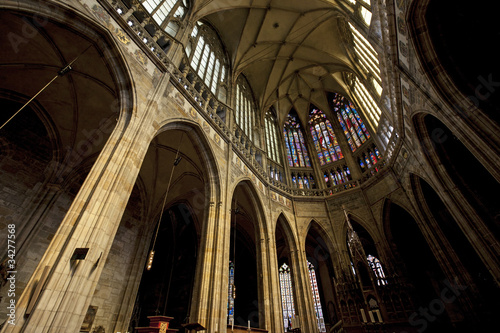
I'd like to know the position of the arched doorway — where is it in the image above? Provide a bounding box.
[419,115,500,241]
[412,176,500,329]
[134,203,198,329]
[126,125,218,332]
[305,221,338,332]
[227,181,266,329]
[387,202,454,332]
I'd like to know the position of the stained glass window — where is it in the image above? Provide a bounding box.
[332,94,370,152]
[367,254,387,286]
[265,110,281,163]
[308,108,343,165]
[227,261,235,324]
[325,166,352,187]
[284,113,311,168]
[308,261,326,332]
[359,158,365,171]
[369,150,378,164]
[279,263,296,331]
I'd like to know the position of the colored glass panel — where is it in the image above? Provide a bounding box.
[308,261,326,332]
[279,263,296,331]
[308,108,343,165]
[333,94,371,152]
[284,113,311,168]
[228,261,235,323]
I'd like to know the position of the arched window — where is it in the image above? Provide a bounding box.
[284,112,311,168]
[308,261,326,332]
[367,254,387,286]
[188,22,228,100]
[235,75,256,141]
[265,109,281,164]
[332,94,370,152]
[227,261,235,324]
[308,108,343,165]
[279,263,296,331]
[142,0,188,37]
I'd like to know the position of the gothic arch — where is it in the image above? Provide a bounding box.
[409,0,500,127]
[117,119,223,332]
[155,120,222,202]
[413,112,500,242]
[304,219,340,331]
[0,90,61,166]
[276,213,299,254]
[0,0,135,117]
[339,213,380,253]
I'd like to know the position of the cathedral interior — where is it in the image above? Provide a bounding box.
[0,1,499,333]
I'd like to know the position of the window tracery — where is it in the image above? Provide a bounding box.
[284,113,311,168]
[235,76,257,142]
[279,263,296,331]
[332,94,370,152]
[308,261,327,332]
[309,108,343,165]
[265,109,281,164]
[188,22,228,101]
[142,0,188,37]
[367,254,387,286]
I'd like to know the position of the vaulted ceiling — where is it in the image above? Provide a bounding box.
[190,0,359,125]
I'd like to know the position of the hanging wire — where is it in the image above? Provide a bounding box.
[0,44,93,130]
[148,132,185,270]
[144,133,184,314]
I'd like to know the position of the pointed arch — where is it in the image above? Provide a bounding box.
[155,119,222,202]
[304,219,340,330]
[276,213,298,254]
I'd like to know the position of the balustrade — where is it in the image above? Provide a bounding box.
[103,0,388,199]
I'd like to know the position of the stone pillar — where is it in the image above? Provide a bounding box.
[291,248,318,333]
[265,237,285,333]
[191,197,224,330]
[1,107,157,333]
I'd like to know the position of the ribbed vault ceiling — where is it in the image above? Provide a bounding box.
[191,0,356,124]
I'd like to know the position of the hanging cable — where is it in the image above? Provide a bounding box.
[147,132,185,271]
[147,133,185,315]
[0,44,93,130]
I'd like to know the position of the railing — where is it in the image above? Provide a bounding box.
[102,0,391,199]
[329,320,344,333]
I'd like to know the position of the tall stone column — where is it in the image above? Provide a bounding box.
[265,237,285,333]
[291,248,318,333]
[190,198,224,330]
[1,107,157,333]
